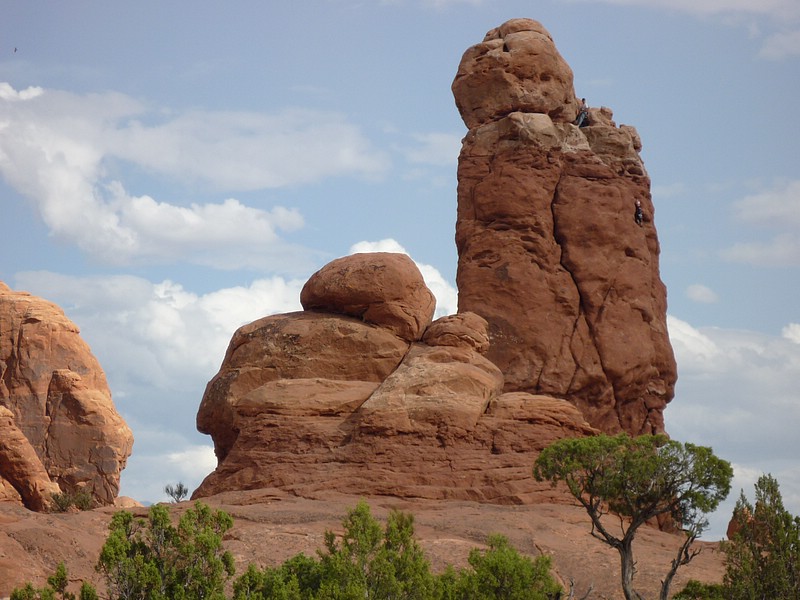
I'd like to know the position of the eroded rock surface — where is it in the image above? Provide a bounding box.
[195,18,676,503]
[195,253,597,501]
[453,18,676,435]
[0,282,133,510]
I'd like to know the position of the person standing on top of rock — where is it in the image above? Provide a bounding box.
[575,98,589,127]
[634,200,644,226]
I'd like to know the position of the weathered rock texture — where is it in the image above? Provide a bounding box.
[194,19,676,502]
[195,253,597,501]
[0,282,133,510]
[453,18,676,435]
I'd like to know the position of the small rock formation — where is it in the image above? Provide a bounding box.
[453,18,676,435]
[0,282,133,510]
[195,253,596,501]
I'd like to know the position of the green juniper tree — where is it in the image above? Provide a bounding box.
[97,501,235,600]
[723,473,800,598]
[533,433,732,600]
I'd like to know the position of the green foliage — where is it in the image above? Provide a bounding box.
[97,501,235,600]
[15,501,562,600]
[50,490,94,513]
[722,473,800,599]
[533,434,732,600]
[10,563,99,600]
[672,579,725,599]
[455,534,561,600]
[165,482,189,503]
[233,501,561,600]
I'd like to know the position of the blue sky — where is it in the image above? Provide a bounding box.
[1,0,798,539]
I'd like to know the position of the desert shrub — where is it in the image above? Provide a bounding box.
[451,534,561,600]
[233,501,561,600]
[50,490,94,513]
[672,579,725,599]
[10,562,99,600]
[165,482,189,503]
[98,501,235,600]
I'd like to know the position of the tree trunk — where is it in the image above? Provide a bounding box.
[618,539,641,600]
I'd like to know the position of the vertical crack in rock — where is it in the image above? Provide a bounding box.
[453,18,675,435]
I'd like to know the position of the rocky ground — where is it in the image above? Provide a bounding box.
[0,489,725,600]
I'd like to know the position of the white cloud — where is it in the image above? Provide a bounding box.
[13,271,305,391]
[573,0,800,60]
[397,132,462,167]
[651,182,687,199]
[166,445,218,483]
[731,180,800,227]
[666,316,800,537]
[0,83,388,270]
[782,323,800,343]
[722,180,800,266]
[760,28,800,58]
[722,233,800,266]
[109,108,389,190]
[0,82,43,101]
[686,283,719,304]
[348,238,459,317]
[575,0,800,20]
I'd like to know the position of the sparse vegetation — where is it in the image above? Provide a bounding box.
[233,500,560,600]
[10,562,98,600]
[165,481,189,503]
[533,433,733,600]
[672,579,725,599]
[50,490,94,513]
[13,500,561,600]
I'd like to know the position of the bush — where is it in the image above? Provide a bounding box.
[98,501,235,600]
[50,490,94,513]
[165,482,189,503]
[233,501,561,600]
[10,563,98,600]
[15,501,561,600]
[672,579,725,599]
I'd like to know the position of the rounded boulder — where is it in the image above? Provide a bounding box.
[300,252,436,342]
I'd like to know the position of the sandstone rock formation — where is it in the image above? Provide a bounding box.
[453,18,676,435]
[194,252,596,501]
[194,18,675,503]
[0,282,133,510]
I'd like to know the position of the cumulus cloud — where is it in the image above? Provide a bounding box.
[666,315,800,537]
[759,28,800,58]
[13,271,305,391]
[783,323,800,343]
[396,132,462,167]
[577,0,800,20]
[348,238,458,317]
[686,283,719,304]
[575,0,800,59]
[730,180,800,227]
[721,180,800,266]
[0,83,387,270]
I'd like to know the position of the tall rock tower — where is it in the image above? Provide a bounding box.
[452,19,676,435]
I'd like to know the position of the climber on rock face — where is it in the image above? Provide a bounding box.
[634,200,644,226]
[575,98,588,127]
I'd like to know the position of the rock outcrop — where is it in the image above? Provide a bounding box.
[0,282,133,510]
[453,18,676,435]
[194,18,676,502]
[194,253,596,501]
